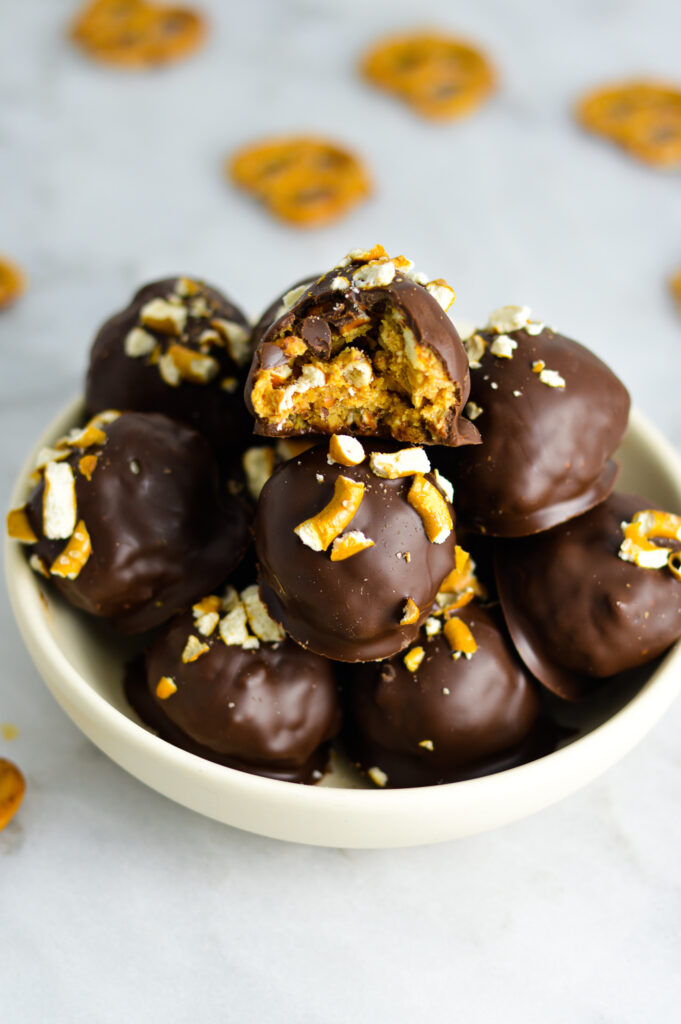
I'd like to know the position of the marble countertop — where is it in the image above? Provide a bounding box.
[2,1,681,1020]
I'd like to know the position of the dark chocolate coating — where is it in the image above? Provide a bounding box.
[27,412,248,633]
[495,493,681,699]
[346,604,547,788]
[255,440,458,662]
[249,274,318,351]
[85,277,254,467]
[245,262,479,446]
[435,326,630,536]
[125,608,342,784]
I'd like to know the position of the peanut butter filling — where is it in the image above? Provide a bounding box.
[251,306,460,445]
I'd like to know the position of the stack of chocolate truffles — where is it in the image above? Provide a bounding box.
[8,249,681,787]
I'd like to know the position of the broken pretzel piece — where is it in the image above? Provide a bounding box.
[443,616,478,657]
[295,475,365,552]
[49,520,92,580]
[0,758,25,831]
[408,473,453,544]
[0,256,27,310]
[330,530,375,561]
[618,509,681,573]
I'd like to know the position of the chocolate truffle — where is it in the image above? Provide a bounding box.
[126,584,342,783]
[245,246,480,447]
[495,492,681,699]
[434,305,630,536]
[12,410,248,633]
[85,277,253,466]
[255,436,458,661]
[346,604,545,788]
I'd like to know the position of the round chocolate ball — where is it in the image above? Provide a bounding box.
[25,410,248,633]
[85,276,254,467]
[255,438,458,661]
[127,588,342,783]
[245,248,480,447]
[346,604,545,788]
[434,308,630,536]
[495,492,681,699]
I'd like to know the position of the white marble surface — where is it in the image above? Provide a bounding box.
[2,1,681,1020]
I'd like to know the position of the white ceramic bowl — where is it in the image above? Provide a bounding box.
[6,398,681,848]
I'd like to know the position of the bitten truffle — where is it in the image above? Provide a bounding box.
[126,584,342,783]
[346,604,546,788]
[434,306,630,536]
[245,246,479,447]
[255,436,458,661]
[85,277,253,466]
[495,492,681,699]
[10,410,248,633]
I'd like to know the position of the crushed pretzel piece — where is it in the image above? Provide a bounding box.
[49,520,92,579]
[0,257,27,310]
[433,469,454,503]
[329,530,375,561]
[29,553,49,577]
[367,766,388,787]
[165,343,219,384]
[464,333,487,368]
[328,434,366,467]
[619,509,681,570]
[212,319,251,366]
[668,551,681,581]
[353,260,395,289]
[219,602,259,649]
[444,617,478,657]
[241,585,285,643]
[0,758,25,831]
[400,598,420,625]
[58,423,107,450]
[6,506,37,544]
[140,297,187,335]
[78,454,99,481]
[42,461,77,540]
[338,245,387,267]
[407,474,453,543]
[488,305,532,333]
[403,646,425,672]
[124,326,156,358]
[370,447,431,479]
[242,446,276,501]
[155,676,177,700]
[538,368,566,389]
[490,334,518,359]
[423,616,442,637]
[294,475,365,552]
[181,635,210,663]
[425,279,456,312]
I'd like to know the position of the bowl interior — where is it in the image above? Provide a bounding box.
[6,398,681,845]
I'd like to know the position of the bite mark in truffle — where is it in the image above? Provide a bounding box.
[246,248,479,447]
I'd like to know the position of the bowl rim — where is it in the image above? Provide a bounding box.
[5,398,681,839]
